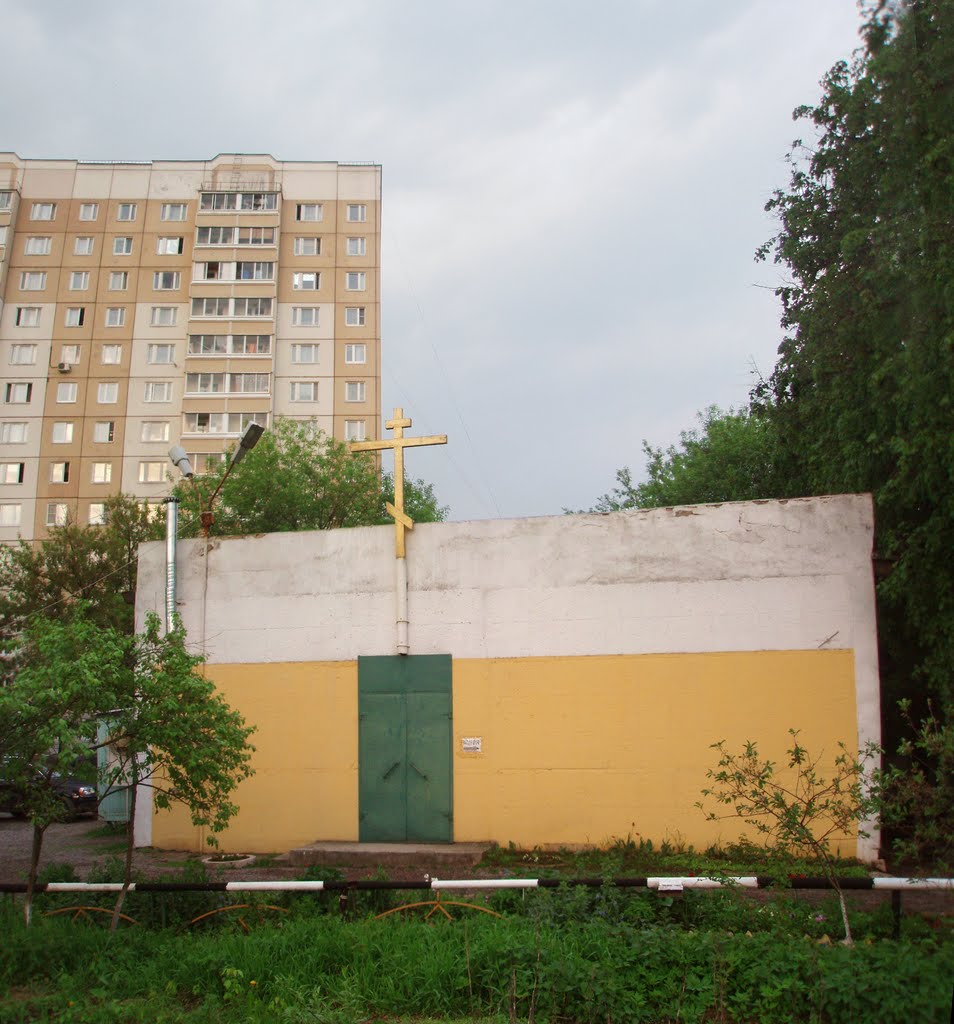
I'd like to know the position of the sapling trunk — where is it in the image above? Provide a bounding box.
[111,766,138,932]
[24,823,46,927]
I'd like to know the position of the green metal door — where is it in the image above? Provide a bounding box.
[358,655,452,842]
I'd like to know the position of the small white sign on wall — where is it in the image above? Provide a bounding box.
[462,736,482,753]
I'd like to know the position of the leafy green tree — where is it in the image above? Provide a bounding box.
[754,0,954,862]
[756,0,954,700]
[173,418,447,536]
[587,406,790,512]
[0,611,129,924]
[101,613,255,928]
[0,494,163,639]
[698,730,882,945]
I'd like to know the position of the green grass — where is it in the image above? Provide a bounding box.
[0,906,950,1024]
[478,835,874,879]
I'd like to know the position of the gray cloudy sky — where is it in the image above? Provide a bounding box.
[6,1,864,521]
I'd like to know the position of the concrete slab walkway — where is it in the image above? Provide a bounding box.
[288,841,490,872]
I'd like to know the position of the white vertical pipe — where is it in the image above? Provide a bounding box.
[396,556,409,655]
[164,497,178,633]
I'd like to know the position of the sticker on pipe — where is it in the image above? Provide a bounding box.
[461,737,482,753]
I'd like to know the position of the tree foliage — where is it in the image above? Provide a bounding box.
[0,494,162,640]
[0,611,129,923]
[755,0,954,703]
[174,418,447,537]
[587,406,791,513]
[698,730,882,945]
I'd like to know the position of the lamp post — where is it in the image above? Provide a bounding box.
[168,421,265,537]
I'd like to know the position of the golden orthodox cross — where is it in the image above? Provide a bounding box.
[349,407,447,557]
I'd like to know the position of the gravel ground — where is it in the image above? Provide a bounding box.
[1,813,951,925]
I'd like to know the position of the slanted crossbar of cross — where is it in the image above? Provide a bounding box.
[349,407,447,557]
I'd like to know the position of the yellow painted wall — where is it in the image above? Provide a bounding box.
[152,650,858,855]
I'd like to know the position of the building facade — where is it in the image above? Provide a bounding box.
[0,154,381,541]
[134,495,881,860]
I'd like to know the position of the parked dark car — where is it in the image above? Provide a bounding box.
[0,772,98,820]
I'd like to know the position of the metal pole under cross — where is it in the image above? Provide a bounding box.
[349,407,447,558]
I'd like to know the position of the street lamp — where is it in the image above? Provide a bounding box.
[168,421,265,537]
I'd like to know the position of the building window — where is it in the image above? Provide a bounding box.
[15,307,41,327]
[24,236,52,255]
[60,344,80,364]
[345,381,366,402]
[188,334,227,356]
[185,373,224,394]
[19,271,46,290]
[346,204,367,222]
[65,306,86,327]
[195,260,231,281]
[50,461,70,483]
[105,307,126,327]
[0,503,22,527]
[294,237,321,256]
[138,462,165,483]
[56,382,78,404]
[101,344,122,365]
[30,203,56,221]
[140,421,170,443]
[69,271,89,291]
[291,306,319,327]
[5,382,32,404]
[0,463,25,484]
[344,419,366,442]
[345,272,366,291]
[46,502,69,527]
[0,192,10,210]
[52,422,74,444]
[191,297,228,318]
[234,296,272,317]
[74,236,94,256]
[346,236,366,256]
[153,271,180,290]
[147,343,175,364]
[151,306,177,326]
[236,261,273,281]
[291,343,319,364]
[160,203,187,221]
[112,236,133,256]
[116,203,137,222]
[231,334,271,355]
[290,381,318,402]
[196,226,235,246]
[295,203,322,222]
[109,271,128,290]
[156,236,184,255]
[293,271,319,290]
[345,343,367,364]
[97,382,118,404]
[93,421,115,443]
[238,226,274,245]
[144,381,172,403]
[79,203,99,221]
[91,462,112,484]
[0,422,28,444]
[199,192,276,212]
[89,503,107,525]
[229,373,269,394]
[9,344,37,365]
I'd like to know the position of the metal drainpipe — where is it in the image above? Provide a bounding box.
[165,497,178,633]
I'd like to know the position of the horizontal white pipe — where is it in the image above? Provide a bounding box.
[431,878,539,890]
[31,876,954,894]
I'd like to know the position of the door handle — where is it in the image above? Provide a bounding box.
[382,761,400,781]
[409,762,428,780]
